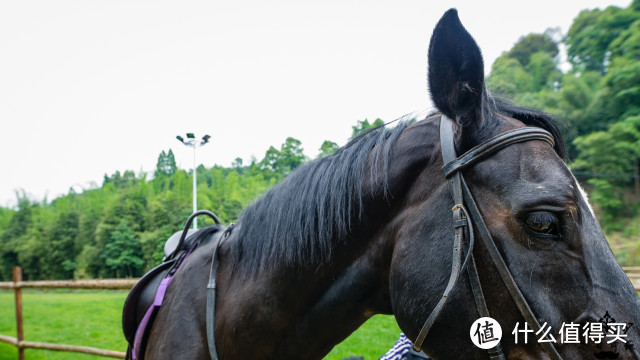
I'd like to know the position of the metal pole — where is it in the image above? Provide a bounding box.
[177,133,210,230]
[193,144,197,230]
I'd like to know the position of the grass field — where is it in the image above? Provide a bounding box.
[0,290,401,360]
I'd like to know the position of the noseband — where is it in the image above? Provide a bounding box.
[412,116,563,360]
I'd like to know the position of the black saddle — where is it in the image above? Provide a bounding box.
[122,256,175,344]
[122,210,222,359]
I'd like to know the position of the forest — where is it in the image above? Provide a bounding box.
[2,1,640,280]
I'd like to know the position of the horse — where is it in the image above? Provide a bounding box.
[139,9,640,359]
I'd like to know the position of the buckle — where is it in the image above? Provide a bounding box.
[452,204,468,228]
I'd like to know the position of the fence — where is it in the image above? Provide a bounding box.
[0,267,138,360]
[625,266,640,292]
[0,266,639,360]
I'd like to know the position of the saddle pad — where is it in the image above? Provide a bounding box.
[122,259,175,343]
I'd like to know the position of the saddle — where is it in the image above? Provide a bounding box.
[122,211,222,360]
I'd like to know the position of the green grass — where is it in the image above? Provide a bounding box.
[0,290,401,360]
[0,290,128,360]
[325,315,401,360]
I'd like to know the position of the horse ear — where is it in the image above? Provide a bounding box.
[428,9,485,127]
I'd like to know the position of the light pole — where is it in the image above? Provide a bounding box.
[176,133,211,230]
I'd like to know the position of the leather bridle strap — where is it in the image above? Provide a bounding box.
[441,121,555,178]
[412,115,563,360]
[459,179,563,360]
[412,117,476,351]
[441,116,506,360]
[206,224,234,360]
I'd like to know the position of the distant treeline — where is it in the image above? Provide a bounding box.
[3,1,640,280]
[488,0,640,264]
[487,0,640,238]
[0,120,381,281]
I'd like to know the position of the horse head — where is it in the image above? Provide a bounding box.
[390,9,640,359]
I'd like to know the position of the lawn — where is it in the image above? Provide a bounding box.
[0,290,401,360]
[0,290,128,360]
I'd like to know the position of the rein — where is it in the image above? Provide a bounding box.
[412,116,563,360]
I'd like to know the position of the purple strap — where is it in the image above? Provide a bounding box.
[132,242,197,359]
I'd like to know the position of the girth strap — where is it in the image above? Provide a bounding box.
[412,116,563,360]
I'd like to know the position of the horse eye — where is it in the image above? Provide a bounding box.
[525,211,559,236]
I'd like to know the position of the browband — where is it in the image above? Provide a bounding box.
[442,126,554,178]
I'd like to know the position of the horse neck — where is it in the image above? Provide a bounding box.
[215,119,441,359]
[216,226,395,359]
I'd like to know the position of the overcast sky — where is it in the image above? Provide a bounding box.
[0,0,631,207]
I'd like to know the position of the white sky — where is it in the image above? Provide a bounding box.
[0,0,631,207]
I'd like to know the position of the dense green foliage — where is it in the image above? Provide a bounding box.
[0,117,374,280]
[486,1,640,264]
[0,133,318,280]
[3,3,640,280]
[0,116,390,281]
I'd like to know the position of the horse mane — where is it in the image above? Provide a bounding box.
[230,120,413,275]
[228,96,566,276]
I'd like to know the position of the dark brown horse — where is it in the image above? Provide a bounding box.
[142,9,640,359]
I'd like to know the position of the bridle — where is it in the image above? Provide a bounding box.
[411,116,564,360]
[203,115,565,360]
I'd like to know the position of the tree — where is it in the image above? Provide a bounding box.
[572,115,640,226]
[603,62,640,120]
[75,244,103,279]
[155,149,177,178]
[0,207,13,231]
[279,137,306,171]
[0,195,33,280]
[259,137,307,176]
[487,30,561,96]
[46,211,79,279]
[565,6,637,73]
[318,140,339,158]
[103,170,138,189]
[608,19,640,62]
[486,55,529,97]
[527,51,561,92]
[509,32,559,67]
[260,146,281,173]
[102,220,144,277]
[351,118,384,138]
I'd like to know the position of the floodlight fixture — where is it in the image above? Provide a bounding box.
[176,132,212,230]
[201,134,211,145]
